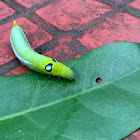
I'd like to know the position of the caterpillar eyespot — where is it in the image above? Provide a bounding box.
[52,59,57,62]
[45,64,52,72]
[10,20,75,80]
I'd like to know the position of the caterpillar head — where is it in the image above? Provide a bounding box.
[45,58,75,80]
[65,69,75,80]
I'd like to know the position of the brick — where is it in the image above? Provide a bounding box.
[35,0,112,31]
[77,13,140,50]
[110,0,124,2]
[127,0,140,10]
[15,0,49,8]
[5,65,30,75]
[0,1,15,20]
[0,17,53,66]
[43,36,77,62]
[75,53,82,59]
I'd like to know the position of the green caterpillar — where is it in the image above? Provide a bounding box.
[10,20,75,80]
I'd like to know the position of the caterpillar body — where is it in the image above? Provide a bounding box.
[10,20,75,80]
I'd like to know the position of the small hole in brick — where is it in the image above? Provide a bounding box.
[96,77,102,83]
[37,49,42,54]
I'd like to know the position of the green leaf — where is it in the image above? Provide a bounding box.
[0,42,140,140]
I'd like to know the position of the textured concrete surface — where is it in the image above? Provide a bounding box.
[0,0,140,139]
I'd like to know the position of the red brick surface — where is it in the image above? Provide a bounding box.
[0,0,140,139]
[15,0,49,8]
[75,53,82,59]
[128,0,140,10]
[110,0,124,2]
[112,0,122,1]
[5,65,30,75]
[77,13,140,49]
[0,1,15,20]
[35,0,112,30]
[43,36,77,61]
